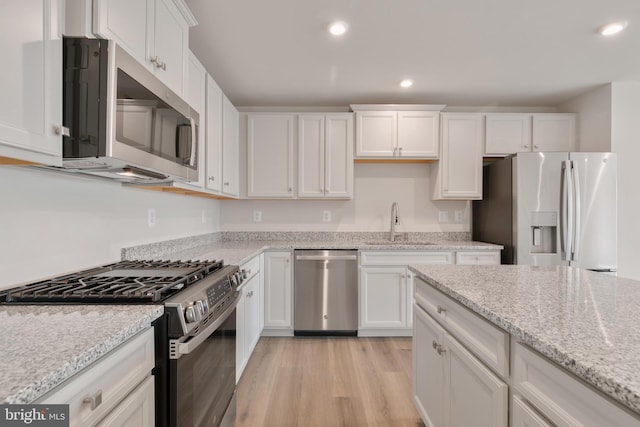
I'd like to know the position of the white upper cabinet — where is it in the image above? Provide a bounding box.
[205,76,223,193]
[485,114,532,155]
[298,113,353,199]
[353,105,443,158]
[432,113,483,200]
[93,0,195,96]
[247,114,295,198]
[185,50,206,187]
[0,0,64,165]
[221,95,239,198]
[532,113,576,152]
[485,113,576,156]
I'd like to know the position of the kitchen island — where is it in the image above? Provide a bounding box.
[410,264,640,426]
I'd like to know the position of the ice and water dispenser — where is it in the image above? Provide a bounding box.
[529,212,557,254]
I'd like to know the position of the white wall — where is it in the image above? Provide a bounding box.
[610,82,640,281]
[221,163,469,232]
[558,84,612,151]
[0,167,221,288]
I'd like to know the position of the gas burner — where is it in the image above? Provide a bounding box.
[2,259,224,303]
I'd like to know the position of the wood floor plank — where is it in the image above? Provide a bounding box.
[236,337,423,427]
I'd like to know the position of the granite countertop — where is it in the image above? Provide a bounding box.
[0,305,163,404]
[122,237,502,266]
[409,264,640,415]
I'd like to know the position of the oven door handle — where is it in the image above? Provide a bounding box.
[176,292,241,356]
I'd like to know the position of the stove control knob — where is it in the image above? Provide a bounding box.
[201,298,209,313]
[185,306,197,323]
[195,300,206,318]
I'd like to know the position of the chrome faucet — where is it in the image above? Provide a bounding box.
[389,202,401,241]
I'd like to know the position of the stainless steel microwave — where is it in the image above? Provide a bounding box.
[60,37,198,183]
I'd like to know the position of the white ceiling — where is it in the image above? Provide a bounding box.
[185,0,640,108]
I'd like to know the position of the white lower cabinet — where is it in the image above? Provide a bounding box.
[413,303,508,427]
[262,251,293,335]
[359,251,453,336]
[37,328,155,427]
[455,250,501,265]
[511,396,551,427]
[236,255,262,381]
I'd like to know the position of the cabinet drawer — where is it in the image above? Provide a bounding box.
[513,343,640,427]
[455,251,500,265]
[414,278,509,377]
[360,251,453,266]
[38,329,155,427]
[512,395,552,427]
[240,255,260,281]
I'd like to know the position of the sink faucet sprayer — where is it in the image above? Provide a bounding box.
[390,202,401,241]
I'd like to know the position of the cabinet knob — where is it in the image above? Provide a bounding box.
[398,146,403,155]
[436,345,446,355]
[393,147,398,156]
[524,144,530,148]
[224,182,230,186]
[83,390,103,411]
[54,126,70,137]
[437,305,446,314]
[534,144,540,149]
[208,176,215,181]
[401,273,406,279]
[288,187,292,192]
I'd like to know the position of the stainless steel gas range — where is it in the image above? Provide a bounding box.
[0,259,246,427]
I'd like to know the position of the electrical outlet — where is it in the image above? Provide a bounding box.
[454,210,464,223]
[253,211,262,222]
[438,210,449,223]
[322,210,331,222]
[148,208,156,227]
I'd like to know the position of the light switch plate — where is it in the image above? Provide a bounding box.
[438,211,449,223]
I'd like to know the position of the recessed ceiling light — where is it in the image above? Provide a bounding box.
[400,79,414,88]
[598,21,628,36]
[329,21,348,36]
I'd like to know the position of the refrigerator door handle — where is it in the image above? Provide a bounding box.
[571,161,581,262]
[562,160,574,261]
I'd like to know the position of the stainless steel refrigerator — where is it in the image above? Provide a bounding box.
[472,152,617,271]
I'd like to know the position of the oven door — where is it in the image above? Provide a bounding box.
[169,294,239,427]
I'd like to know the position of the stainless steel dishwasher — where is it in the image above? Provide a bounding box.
[294,249,358,336]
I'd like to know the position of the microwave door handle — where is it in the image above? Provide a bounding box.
[189,117,197,167]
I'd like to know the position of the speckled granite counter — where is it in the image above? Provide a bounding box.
[0,305,163,404]
[121,232,502,265]
[408,264,640,415]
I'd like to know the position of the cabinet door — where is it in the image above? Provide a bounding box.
[186,51,206,187]
[298,115,325,198]
[222,95,239,197]
[151,0,188,95]
[532,114,576,152]
[0,0,63,165]
[446,333,508,427]
[413,305,446,427]
[244,274,262,357]
[398,111,440,158]
[247,114,295,198]
[325,114,354,198]
[455,251,501,265]
[94,0,151,67]
[485,114,532,155]
[263,252,293,329]
[360,267,407,328]
[205,75,223,192]
[512,396,552,427]
[434,113,483,200]
[355,111,397,157]
[97,376,155,427]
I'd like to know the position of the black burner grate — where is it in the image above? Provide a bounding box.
[2,259,223,303]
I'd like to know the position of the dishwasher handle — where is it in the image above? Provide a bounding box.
[295,255,357,261]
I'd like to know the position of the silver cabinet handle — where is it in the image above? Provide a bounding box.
[150,56,160,66]
[437,306,446,314]
[432,340,439,350]
[83,390,103,411]
[208,176,215,181]
[432,340,446,355]
[54,126,70,137]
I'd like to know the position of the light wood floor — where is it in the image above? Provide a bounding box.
[236,337,424,427]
